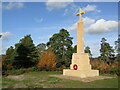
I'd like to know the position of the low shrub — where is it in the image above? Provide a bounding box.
[38,66,57,71]
[30,67,39,71]
[2,71,9,76]
[90,59,119,75]
[25,67,39,73]
[56,65,67,71]
[109,67,120,76]
[6,67,40,75]
[7,68,25,75]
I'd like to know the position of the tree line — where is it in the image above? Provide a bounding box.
[3,28,119,73]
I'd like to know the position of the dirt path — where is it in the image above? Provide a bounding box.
[6,75,24,81]
[49,75,115,82]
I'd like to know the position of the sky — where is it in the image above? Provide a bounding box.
[1,1,118,57]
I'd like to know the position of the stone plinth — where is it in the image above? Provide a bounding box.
[63,53,99,78]
[63,69,99,78]
[70,53,91,70]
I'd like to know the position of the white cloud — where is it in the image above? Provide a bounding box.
[67,22,77,31]
[83,5,101,12]
[87,19,118,34]
[63,4,100,16]
[67,17,95,31]
[45,0,73,11]
[34,18,43,23]
[83,17,95,26]
[0,32,12,41]
[2,2,24,10]
[63,3,80,16]
[67,17,118,35]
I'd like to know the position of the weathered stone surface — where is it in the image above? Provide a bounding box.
[63,8,99,78]
[63,69,99,78]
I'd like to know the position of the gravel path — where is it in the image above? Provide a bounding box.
[49,75,115,82]
[6,75,24,81]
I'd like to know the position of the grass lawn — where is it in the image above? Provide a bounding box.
[2,71,119,88]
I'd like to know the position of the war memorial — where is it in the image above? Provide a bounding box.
[63,8,99,78]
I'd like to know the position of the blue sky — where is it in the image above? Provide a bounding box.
[1,2,118,57]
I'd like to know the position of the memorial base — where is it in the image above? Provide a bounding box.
[63,53,99,78]
[63,69,99,78]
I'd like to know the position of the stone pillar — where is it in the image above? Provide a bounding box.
[77,21,84,53]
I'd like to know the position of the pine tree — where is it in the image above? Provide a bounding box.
[3,46,14,70]
[115,35,120,54]
[36,43,46,55]
[115,34,120,62]
[100,38,115,65]
[73,45,77,53]
[12,35,38,69]
[5,46,14,65]
[84,46,92,58]
[47,29,73,67]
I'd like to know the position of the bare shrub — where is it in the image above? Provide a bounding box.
[37,49,57,71]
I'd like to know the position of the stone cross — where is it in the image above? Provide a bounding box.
[76,8,85,53]
[76,8,85,22]
[63,8,99,78]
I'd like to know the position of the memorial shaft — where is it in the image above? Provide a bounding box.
[77,21,84,53]
[76,8,85,53]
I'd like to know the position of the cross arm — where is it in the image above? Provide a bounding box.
[76,13,80,16]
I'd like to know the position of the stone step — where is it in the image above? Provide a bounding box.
[63,69,99,78]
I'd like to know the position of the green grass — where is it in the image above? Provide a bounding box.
[2,77,18,88]
[2,71,119,88]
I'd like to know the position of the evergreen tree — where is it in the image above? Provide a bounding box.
[3,46,14,70]
[36,43,46,55]
[5,46,14,65]
[47,29,73,67]
[115,35,120,54]
[115,34,120,61]
[73,45,77,53]
[84,46,92,58]
[100,38,115,65]
[12,35,38,69]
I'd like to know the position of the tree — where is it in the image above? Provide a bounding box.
[37,48,57,71]
[5,46,14,65]
[73,45,77,53]
[11,35,38,69]
[3,46,14,71]
[115,35,120,54]
[84,46,92,58]
[100,38,115,65]
[115,34,120,61]
[36,43,46,55]
[47,29,73,67]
